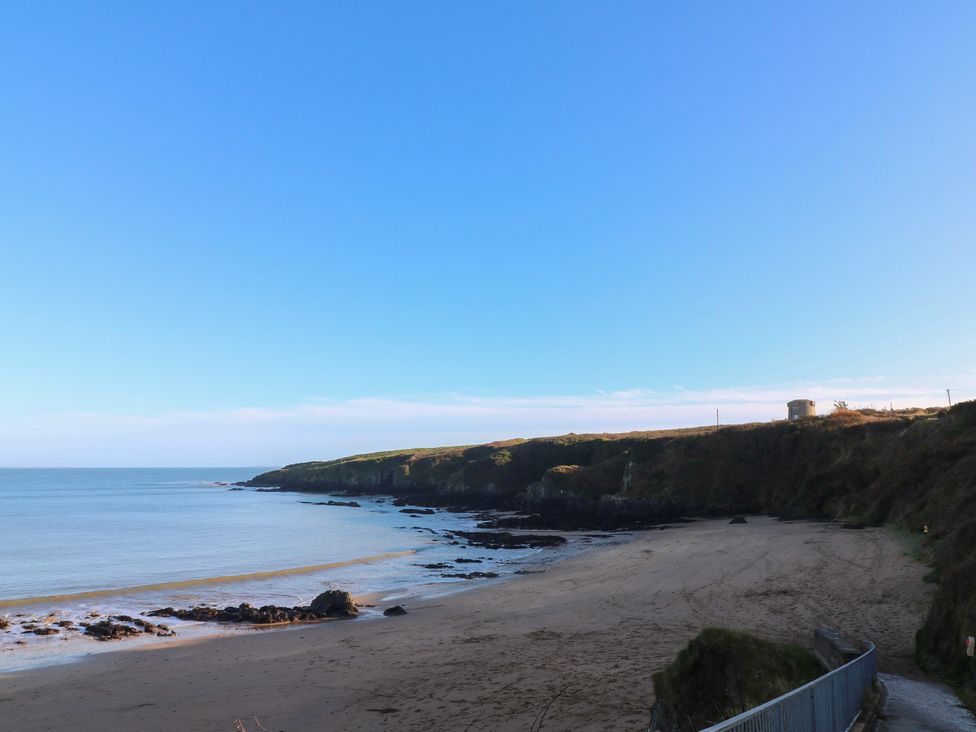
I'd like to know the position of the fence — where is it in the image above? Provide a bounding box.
[696,641,877,732]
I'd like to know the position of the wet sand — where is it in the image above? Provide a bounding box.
[1,517,932,731]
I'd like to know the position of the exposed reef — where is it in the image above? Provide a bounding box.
[148,590,359,626]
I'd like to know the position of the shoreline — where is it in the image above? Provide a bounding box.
[0,549,419,609]
[2,517,935,731]
[1,521,615,674]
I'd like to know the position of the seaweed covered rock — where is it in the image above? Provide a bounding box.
[148,591,359,624]
[450,531,566,549]
[83,620,144,641]
[149,603,321,624]
[300,500,361,508]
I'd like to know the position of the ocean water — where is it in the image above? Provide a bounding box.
[0,468,575,671]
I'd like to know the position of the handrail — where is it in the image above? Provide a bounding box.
[696,641,876,732]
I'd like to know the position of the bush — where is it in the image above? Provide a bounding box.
[651,628,823,731]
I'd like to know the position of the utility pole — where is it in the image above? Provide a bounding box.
[716,409,719,427]
[947,389,953,408]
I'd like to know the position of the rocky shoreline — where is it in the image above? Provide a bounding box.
[0,525,582,652]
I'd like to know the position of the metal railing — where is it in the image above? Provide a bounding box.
[697,641,877,732]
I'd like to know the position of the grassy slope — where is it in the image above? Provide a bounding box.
[248,402,976,697]
[651,628,824,731]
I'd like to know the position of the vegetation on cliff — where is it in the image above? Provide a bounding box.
[248,401,976,700]
[651,628,824,731]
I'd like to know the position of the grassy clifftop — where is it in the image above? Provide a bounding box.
[248,406,961,523]
[248,402,976,696]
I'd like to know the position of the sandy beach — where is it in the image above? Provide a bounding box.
[1,517,932,732]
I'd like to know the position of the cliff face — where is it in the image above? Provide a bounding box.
[247,402,976,695]
[247,409,959,522]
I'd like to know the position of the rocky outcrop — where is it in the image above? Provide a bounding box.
[300,500,361,508]
[309,590,358,617]
[148,604,316,624]
[149,591,358,626]
[383,605,407,616]
[83,620,145,641]
[29,627,59,636]
[448,531,567,549]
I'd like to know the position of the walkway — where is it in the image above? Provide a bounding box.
[879,673,976,732]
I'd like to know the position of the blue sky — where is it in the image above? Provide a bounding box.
[1,2,974,465]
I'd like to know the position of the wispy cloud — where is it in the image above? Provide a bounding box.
[1,376,972,467]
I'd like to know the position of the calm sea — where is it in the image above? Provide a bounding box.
[0,468,564,671]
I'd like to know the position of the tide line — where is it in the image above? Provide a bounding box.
[0,550,417,608]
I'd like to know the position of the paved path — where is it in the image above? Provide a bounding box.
[880,673,976,732]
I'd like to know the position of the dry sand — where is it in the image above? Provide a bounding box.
[1,517,932,731]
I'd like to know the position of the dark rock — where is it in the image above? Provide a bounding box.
[415,563,452,570]
[729,516,748,524]
[399,508,435,514]
[454,558,483,564]
[228,487,245,491]
[56,620,74,628]
[477,510,683,532]
[383,605,407,617]
[441,571,500,580]
[301,500,362,508]
[310,590,358,618]
[148,602,322,625]
[31,627,60,636]
[0,619,9,630]
[84,620,143,641]
[450,531,567,550]
[119,617,174,635]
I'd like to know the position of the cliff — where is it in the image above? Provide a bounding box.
[247,401,976,700]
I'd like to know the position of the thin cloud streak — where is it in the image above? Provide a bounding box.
[1,377,972,467]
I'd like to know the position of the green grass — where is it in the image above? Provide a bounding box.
[887,523,936,565]
[652,628,823,731]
